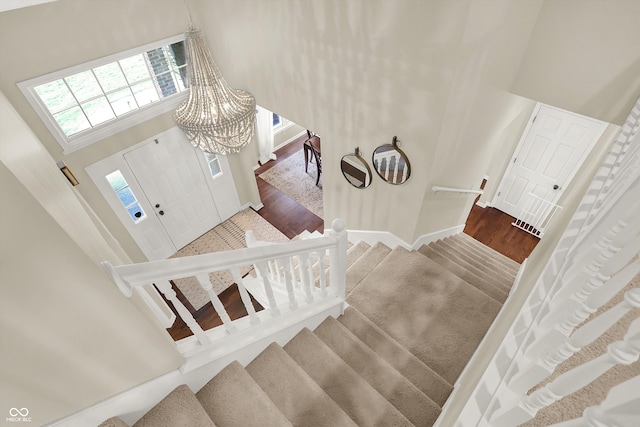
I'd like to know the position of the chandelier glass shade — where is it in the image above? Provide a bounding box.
[174,27,256,154]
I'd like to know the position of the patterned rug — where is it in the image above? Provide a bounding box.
[259,150,324,218]
[170,208,289,310]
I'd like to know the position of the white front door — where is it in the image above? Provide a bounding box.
[124,128,222,250]
[87,127,241,261]
[493,103,608,219]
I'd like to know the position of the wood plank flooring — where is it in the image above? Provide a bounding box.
[464,203,539,264]
[165,138,537,340]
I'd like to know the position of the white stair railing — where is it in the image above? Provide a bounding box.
[550,375,640,427]
[492,318,640,426]
[439,97,640,427]
[102,218,348,368]
[512,192,562,237]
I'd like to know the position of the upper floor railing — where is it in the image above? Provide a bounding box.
[102,218,348,370]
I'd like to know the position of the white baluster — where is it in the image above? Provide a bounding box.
[195,273,237,334]
[526,259,640,361]
[549,376,640,427]
[298,253,314,304]
[155,279,210,345]
[278,255,298,310]
[492,318,640,427]
[392,154,400,183]
[254,261,280,316]
[509,288,640,392]
[316,250,328,297]
[229,267,260,326]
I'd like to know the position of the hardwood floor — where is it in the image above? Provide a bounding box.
[166,135,323,340]
[165,138,537,340]
[464,204,539,263]
[254,135,324,238]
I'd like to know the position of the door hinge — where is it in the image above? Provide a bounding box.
[532,115,537,123]
[497,191,501,197]
[513,157,517,164]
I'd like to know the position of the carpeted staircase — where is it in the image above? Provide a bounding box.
[100,233,519,427]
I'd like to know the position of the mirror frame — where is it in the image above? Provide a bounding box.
[340,147,373,189]
[372,136,411,185]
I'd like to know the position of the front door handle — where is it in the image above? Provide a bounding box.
[553,184,560,190]
[158,210,165,216]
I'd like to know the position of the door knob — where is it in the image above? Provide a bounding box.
[553,184,560,190]
[158,210,165,216]
[155,204,160,208]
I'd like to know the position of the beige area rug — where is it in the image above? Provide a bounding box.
[170,208,289,311]
[258,150,324,218]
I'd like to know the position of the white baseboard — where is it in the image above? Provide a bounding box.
[410,224,465,248]
[242,202,264,211]
[346,224,465,251]
[475,201,488,208]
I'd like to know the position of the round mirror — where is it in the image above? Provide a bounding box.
[341,148,372,189]
[372,136,411,184]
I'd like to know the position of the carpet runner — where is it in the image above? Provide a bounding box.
[100,233,520,427]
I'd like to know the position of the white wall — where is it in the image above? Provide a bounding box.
[512,0,640,126]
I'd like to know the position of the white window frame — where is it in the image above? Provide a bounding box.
[18,34,188,155]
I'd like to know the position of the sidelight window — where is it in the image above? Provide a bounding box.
[105,170,146,223]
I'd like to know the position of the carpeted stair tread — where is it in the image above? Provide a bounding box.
[346,242,392,296]
[418,244,507,303]
[98,417,130,427]
[284,328,412,426]
[311,240,371,288]
[132,384,216,427]
[428,241,512,293]
[246,342,357,427]
[314,316,442,426]
[443,236,517,279]
[347,240,371,266]
[347,247,503,384]
[458,233,520,271]
[338,306,453,406]
[434,240,514,289]
[196,361,292,427]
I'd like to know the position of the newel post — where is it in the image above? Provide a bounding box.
[329,218,348,301]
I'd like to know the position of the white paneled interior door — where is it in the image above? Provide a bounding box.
[493,103,608,219]
[124,128,222,250]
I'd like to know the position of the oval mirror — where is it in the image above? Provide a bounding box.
[341,148,372,189]
[372,136,411,184]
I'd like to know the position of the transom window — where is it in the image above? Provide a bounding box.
[19,35,188,154]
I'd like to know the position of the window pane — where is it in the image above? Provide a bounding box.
[116,187,136,206]
[204,152,221,177]
[81,97,115,126]
[107,88,138,116]
[106,170,127,191]
[131,80,160,106]
[168,41,186,67]
[272,113,281,127]
[172,70,187,91]
[34,80,77,113]
[53,106,91,136]
[94,62,128,92]
[120,54,150,84]
[127,203,145,221]
[65,70,103,102]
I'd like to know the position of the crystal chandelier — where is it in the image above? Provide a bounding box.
[174,26,256,154]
